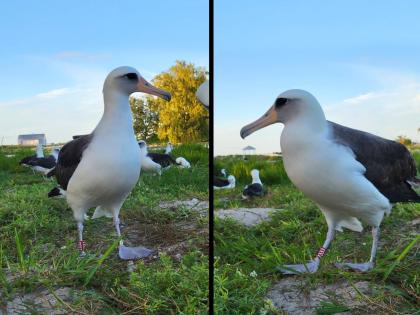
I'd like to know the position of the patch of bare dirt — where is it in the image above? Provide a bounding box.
[267,279,373,315]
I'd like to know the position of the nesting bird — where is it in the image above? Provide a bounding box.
[48,66,171,259]
[241,89,420,273]
[242,169,264,199]
[19,142,44,166]
[138,140,162,175]
[27,147,60,175]
[214,174,236,189]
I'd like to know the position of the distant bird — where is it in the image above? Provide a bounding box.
[241,89,420,274]
[242,169,264,199]
[214,175,236,189]
[147,152,178,168]
[220,169,227,178]
[19,142,44,166]
[165,142,174,154]
[138,140,162,175]
[48,66,171,259]
[176,157,191,168]
[196,80,209,110]
[27,148,60,175]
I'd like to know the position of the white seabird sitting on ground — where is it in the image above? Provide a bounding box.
[196,80,209,110]
[48,66,171,259]
[241,89,420,274]
[242,169,264,199]
[176,157,191,168]
[138,140,162,175]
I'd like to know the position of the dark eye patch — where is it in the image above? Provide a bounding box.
[275,97,288,108]
[125,73,138,81]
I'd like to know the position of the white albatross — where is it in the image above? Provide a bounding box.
[138,140,162,175]
[241,89,420,273]
[196,80,209,110]
[49,66,171,259]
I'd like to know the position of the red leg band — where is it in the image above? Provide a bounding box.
[77,240,86,251]
[316,247,327,258]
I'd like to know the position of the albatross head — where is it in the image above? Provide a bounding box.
[240,89,325,138]
[138,140,148,156]
[104,66,171,101]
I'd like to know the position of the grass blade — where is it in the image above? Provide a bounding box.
[84,238,120,287]
[383,234,419,281]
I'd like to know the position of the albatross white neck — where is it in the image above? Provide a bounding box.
[95,90,135,136]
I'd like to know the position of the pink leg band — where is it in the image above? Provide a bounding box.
[77,240,86,251]
[316,247,327,258]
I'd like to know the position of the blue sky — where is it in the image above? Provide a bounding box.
[215,1,420,155]
[0,1,208,144]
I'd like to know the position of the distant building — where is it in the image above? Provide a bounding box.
[18,134,47,146]
[243,145,256,155]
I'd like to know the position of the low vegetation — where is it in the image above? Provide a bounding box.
[214,154,420,314]
[0,143,209,314]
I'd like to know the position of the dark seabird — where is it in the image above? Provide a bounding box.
[147,152,177,168]
[48,66,171,259]
[242,169,265,199]
[214,175,236,189]
[19,142,44,166]
[27,148,60,175]
[240,89,420,274]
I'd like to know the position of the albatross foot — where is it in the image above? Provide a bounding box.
[277,260,319,274]
[334,261,373,272]
[118,244,154,260]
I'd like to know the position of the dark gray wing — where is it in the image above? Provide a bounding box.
[55,134,93,190]
[214,176,230,187]
[329,121,420,203]
[147,153,177,167]
[242,183,264,197]
[28,155,56,169]
[19,154,36,165]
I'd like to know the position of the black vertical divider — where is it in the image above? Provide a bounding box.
[208,0,214,313]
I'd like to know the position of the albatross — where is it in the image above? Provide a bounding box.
[19,142,44,166]
[240,89,420,273]
[49,66,171,259]
[138,140,162,175]
[196,80,209,110]
[242,169,264,199]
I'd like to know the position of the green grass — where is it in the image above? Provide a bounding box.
[214,155,420,314]
[0,144,209,314]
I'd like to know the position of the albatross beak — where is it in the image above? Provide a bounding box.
[137,78,171,101]
[240,106,278,139]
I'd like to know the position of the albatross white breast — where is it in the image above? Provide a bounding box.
[49,66,171,259]
[241,89,420,274]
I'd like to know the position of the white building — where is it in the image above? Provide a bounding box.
[18,134,47,146]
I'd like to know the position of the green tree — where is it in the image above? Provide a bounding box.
[130,96,159,142]
[149,60,208,143]
[396,135,412,146]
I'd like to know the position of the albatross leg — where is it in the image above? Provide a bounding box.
[278,226,335,274]
[113,215,154,260]
[77,221,86,256]
[335,226,379,272]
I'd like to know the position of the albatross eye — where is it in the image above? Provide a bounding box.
[275,97,288,108]
[125,73,138,81]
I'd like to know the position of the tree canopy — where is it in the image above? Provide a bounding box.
[131,60,208,144]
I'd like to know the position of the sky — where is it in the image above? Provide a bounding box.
[215,1,420,155]
[0,1,208,145]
